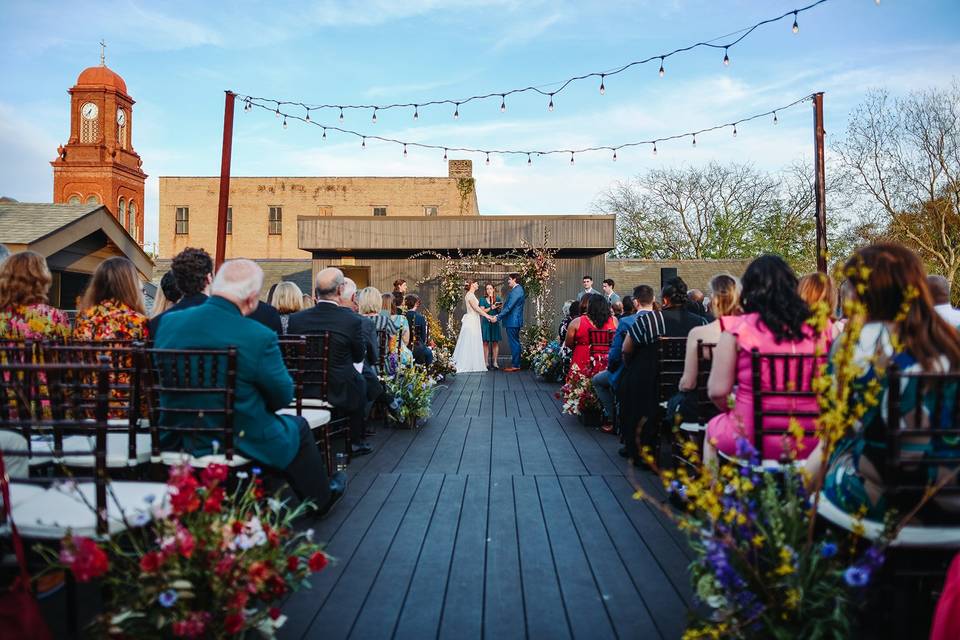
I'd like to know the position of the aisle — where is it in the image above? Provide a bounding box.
[280,370,693,640]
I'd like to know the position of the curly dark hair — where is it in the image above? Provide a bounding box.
[661,277,689,307]
[740,255,810,343]
[160,270,182,304]
[584,293,611,330]
[170,248,213,297]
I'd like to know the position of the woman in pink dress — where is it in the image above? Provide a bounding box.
[565,293,617,377]
[704,255,830,467]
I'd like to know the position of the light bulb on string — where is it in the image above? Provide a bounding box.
[453,103,460,120]
[413,105,419,120]
[485,152,490,166]
[443,148,448,161]
[361,137,366,149]
[792,12,799,33]
[527,153,532,166]
[275,107,280,118]
[612,149,617,161]
[403,144,407,158]
[322,128,327,140]
[548,94,555,111]
[282,116,288,129]
[372,108,377,124]
[692,133,696,147]
[599,75,606,95]
[570,152,575,165]
[773,111,779,124]
[723,48,730,66]
[339,107,344,121]
[733,124,738,137]
[244,100,251,112]
[658,57,665,77]
[305,109,311,122]
[652,142,658,156]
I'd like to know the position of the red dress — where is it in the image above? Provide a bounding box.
[569,316,616,375]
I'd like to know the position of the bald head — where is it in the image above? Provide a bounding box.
[928,275,952,305]
[688,289,705,303]
[315,267,345,301]
[212,259,264,315]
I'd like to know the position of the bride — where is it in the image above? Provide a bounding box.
[452,280,496,373]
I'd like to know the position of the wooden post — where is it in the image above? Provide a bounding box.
[813,92,828,273]
[215,91,236,270]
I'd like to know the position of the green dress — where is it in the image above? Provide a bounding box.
[479,296,502,342]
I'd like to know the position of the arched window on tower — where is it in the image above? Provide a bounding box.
[67,195,81,205]
[86,194,101,205]
[128,201,137,235]
[118,198,126,229]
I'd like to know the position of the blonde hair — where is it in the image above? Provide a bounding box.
[0,251,53,308]
[151,288,173,317]
[797,272,837,317]
[301,294,315,309]
[357,286,383,314]
[271,281,304,314]
[709,274,741,318]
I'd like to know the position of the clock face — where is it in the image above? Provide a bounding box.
[81,102,99,120]
[116,108,126,126]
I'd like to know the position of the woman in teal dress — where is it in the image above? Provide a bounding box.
[479,283,503,369]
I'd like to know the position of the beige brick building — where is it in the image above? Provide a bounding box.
[603,258,751,296]
[158,160,479,259]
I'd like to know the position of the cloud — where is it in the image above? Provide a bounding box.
[489,11,566,53]
[0,102,59,202]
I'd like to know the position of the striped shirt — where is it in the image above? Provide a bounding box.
[627,307,707,346]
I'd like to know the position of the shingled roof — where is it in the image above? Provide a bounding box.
[0,202,102,244]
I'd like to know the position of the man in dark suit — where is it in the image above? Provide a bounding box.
[494,273,526,371]
[248,299,282,334]
[287,268,372,456]
[154,259,346,514]
[404,294,433,365]
[149,247,213,337]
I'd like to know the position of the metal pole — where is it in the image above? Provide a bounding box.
[215,91,236,270]
[813,92,828,273]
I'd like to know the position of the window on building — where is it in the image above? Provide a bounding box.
[373,207,387,217]
[268,206,282,235]
[175,206,189,235]
[118,198,126,229]
[129,201,137,232]
[226,207,233,235]
[318,205,333,216]
[86,194,100,205]
[67,195,81,205]
[424,205,439,217]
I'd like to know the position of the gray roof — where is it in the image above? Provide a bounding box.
[0,202,103,244]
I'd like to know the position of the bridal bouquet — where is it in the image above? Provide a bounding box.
[41,464,328,638]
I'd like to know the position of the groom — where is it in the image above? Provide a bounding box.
[493,272,526,372]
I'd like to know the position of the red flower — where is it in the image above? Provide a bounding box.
[286,556,299,572]
[170,473,201,516]
[224,613,245,634]
[200,463,228,487]
[308,551,328,573]
[247,560,271,588]
[268,574,288,597]
[215,554,235,577]
[231,520,244,534]
[60,536,109,582]
[269,607,282,621]
[229,591,249,611]
[171,612,210,638]
[175,525,195,559]
[203,486,225,513]
[139,550,165,574]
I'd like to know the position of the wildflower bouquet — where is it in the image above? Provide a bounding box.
[42,464,328,638]
[382,363,439,427]
[557,363,601,416]
[423,309,457,379]
[520,324,553,368]
[531,339,563,382]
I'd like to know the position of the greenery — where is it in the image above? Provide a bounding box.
[456,177,476,214]
[382,363,440,426]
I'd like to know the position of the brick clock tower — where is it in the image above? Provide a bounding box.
[52,57,147,244]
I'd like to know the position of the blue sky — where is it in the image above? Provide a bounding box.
[1,0,959,250]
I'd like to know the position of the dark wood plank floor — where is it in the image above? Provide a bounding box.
[280,371,693,640]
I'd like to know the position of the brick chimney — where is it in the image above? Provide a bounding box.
[448,159,473,178]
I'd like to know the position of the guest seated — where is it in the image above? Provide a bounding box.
[812,244,960,520]
[271,281,304,334]
[151,270,181,318]
[687,288,714,322]
[929,274,960,327]
[671,274,741,425]
[592,287,648,432]
[148,247,213,337]
[557,299,577,341]
[73,257,148,342]
[619,278,707,461]
[611,300,624,319]
[391,291,414,366]
[153,259,345,513]
[0,251,70,341]
[565,293,617,377]
[287,268,372,457]
[376,293,398,336]
[704,255,828,468]
[404,294,434,365]
[798,272,841,339]
[357,287,402,417]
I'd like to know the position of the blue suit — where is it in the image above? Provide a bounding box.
[497,284,526,368]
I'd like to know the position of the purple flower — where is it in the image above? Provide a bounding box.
[843,566,871,588]
[863,546,885,571]
[820,542,838,558]
[734,437,758,463]
[158,589,178,607]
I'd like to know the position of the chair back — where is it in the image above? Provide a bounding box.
[376,329,390,374]
[0,358,112,534]
[144,347,238,461]
[885,365,960,522]
[588,329,615,365]
[750,348,825,460]
[692,340,719,424]
[656,337,688,404]
[278,336,306,413]
[298,333,333,401]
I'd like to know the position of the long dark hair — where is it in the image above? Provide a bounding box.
[584,293,611,330]
[740,255,809,343]
[846,244,960,370]
[80,257,145,314]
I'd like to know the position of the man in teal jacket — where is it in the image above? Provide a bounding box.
[154,259,345,512]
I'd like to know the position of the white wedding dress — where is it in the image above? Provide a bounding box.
[452,291,488,373]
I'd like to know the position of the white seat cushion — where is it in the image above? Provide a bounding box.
[815,492,960,547]
[678,422,706,433]
[293,398,333,410]
[277,408,331,429]
[158,451,250,468]
[7,481,168,540]
[30,433,153,468]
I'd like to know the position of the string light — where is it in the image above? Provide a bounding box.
[792,11,800,33]
[599,74,606,95]
[612,149,617,161]
[403,144,407,157]
[723,48,730,66]
[275,107,280,118]
[305,108,311,122]
[282,116,287,129]
[500,95,506,112]
[485,152,490,165]
[454,103,460,119]
[372,108,378,123]
[570,152,575,165]
[527,153,532,165]
[241,93,814,164]
[243,1,833,119]
[414,105,419,120]
[339,107,344,121]
[548,94,555,111]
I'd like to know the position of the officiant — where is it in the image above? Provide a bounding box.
[479,282,502,370]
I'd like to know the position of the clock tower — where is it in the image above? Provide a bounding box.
[52,54,147,244]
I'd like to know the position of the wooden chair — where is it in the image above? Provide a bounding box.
[277,336,334,469]
[816,366,960,638]
[293,333,353,473]
[672,340,718,469]
[588,329,615,369]
[655,337,688,408]
[143,347,244,468]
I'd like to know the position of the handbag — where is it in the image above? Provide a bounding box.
[0,450,53,640]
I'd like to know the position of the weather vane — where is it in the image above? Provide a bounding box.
[99,39,107,65]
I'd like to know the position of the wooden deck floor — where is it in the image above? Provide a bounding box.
[280,370,693,640]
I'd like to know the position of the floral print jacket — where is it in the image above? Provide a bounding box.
[73,299,149,342]
[0,303,71,340]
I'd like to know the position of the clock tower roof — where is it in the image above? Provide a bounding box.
[76,64,127,94]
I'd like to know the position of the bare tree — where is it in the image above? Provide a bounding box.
[835,82,960,299]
